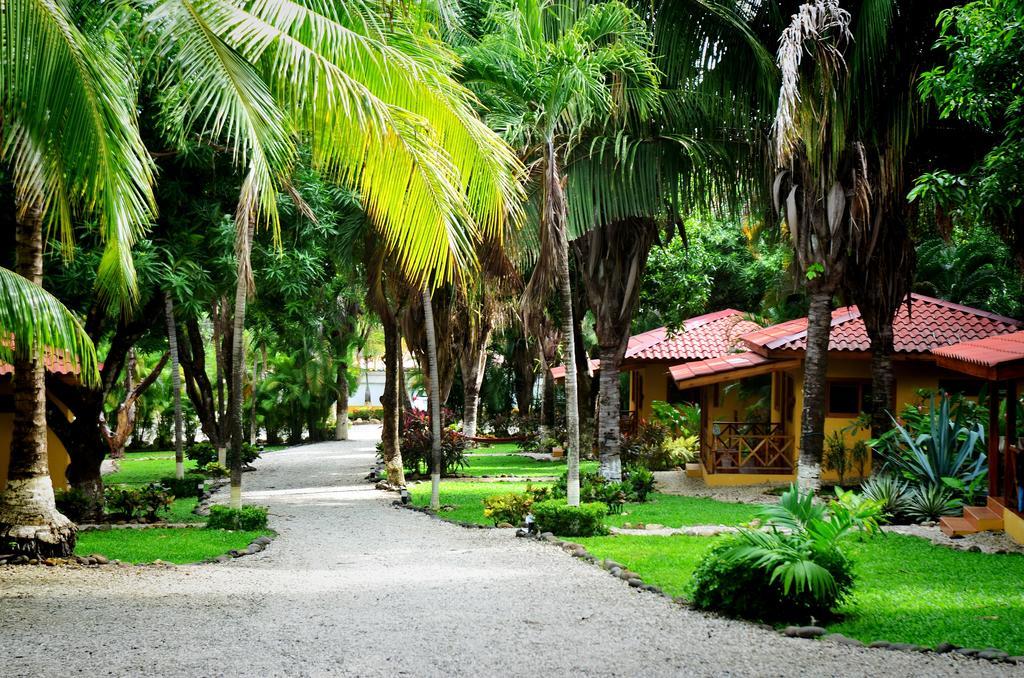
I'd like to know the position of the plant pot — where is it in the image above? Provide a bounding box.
[551,446,564,459]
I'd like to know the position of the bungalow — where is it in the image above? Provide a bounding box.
[667,294,1022,486]
[0,354,77,491]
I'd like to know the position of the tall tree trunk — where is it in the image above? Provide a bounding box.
[798,289,833,493]
[422,288,443,510]
[380,309,405,487]
[99,352,169,460]
[547,140,581,506]
[0,204,76,557]
[460,339,489,439]
[249,349,260,445]
[867,323,895,438]
[510,336,536,416]
[364,356,372,405]
[228,217,255,509]
[335,361,349,440]
[596,347,623,481]
[540,346,556,430]
[572,283,592,437]
[165,295,185,480]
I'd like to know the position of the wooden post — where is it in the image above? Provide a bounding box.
[990,382,1001,501]
[1006,380,1018,502]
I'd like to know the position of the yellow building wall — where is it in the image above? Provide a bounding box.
[630,364,670,421]
[0,413,70,492]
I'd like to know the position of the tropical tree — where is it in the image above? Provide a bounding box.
[0,1,155,556]
[462,0,661,502]
[144,0,521,504]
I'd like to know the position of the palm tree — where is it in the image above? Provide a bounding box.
[422,288,444,509]
[145,0,522,504]
[463,0,661,504]
[0,1,155,556]
[164,294,186,479]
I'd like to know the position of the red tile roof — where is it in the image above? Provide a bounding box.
[0,351,81,377]
[624,310,762,363]
[668,351,774,383]
[550,359,599,381]
[741,294,1022,356]
[932,331,1024,370]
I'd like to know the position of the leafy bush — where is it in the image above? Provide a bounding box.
[480,412,536,438]
[663,435,700,466]
[620,422,673,470]
[650,400,701,436]
[904,484,962,522]
[206,505,269,530]
[879,394,986,492]
[185,442,218,466]
[54,488,97,523]
[517,424,566,455]
[860,474,911,523]
[483,492,533,526]
[691,485,880,622]
[201,462,229,478]
[532,499,609,536]
[161,474,207,499]
[348,405,383,421]
[104,484,174,522]
[624,465,656,502]
[395,409,468,476]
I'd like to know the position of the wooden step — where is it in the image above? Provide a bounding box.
[964,506,1003,531]
[939,516,976,538]
[988,495,1008,512]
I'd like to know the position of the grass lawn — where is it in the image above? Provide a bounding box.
[574,531,1024,654]
[469,442,521,455]
[163,497,205,524]
[460,454,598,477]
[75,527,271,564]
[105,457,199,486]
[409,481,552,526]
[576,534,720,598]
[608,493,762,528]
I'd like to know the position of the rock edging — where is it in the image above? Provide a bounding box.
[201,533,275,564]
[394,501,499,530]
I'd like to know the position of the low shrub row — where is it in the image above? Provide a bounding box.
[206,505,269,531]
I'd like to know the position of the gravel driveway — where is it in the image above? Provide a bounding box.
[0,426,1018,677]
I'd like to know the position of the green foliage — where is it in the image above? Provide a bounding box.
[691,485,881,621]
[620,422,673,470]
[650,400,701,437]
[201,462,229,478]
[348,405,383,421]
[187,442,261,467]
[823,432,867,486]
[104,484,174,522]
[206,505,269,531]
[605,494,760,529]
[532,500,609,537]
[624,465,655,503]
[54,488,98,523]
[409,481,548,526]
[482,492,533,526]
[160,474,207,499]
[859,474,912,523]
[879,394,987,495]
[913,235,1023,318]
[904,485,962,522]
[396,409,469,476]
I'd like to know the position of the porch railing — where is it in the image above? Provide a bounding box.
[702,421,794,475]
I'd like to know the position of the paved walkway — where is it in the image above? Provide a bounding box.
[0,427,1017,677]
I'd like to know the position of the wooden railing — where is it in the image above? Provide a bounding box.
[702,421,794,475]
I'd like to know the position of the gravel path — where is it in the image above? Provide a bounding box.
[1,427,1018,677]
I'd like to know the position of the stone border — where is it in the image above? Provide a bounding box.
[199,533,275,565]
[394,501,500,530]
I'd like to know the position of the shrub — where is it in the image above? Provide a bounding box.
[904,484,962,522]
[54,488,97,523]
[349,405,383,421]
[396,409,468,476]
[104,484,174,522]
[620,422,674,470]
[480,412,536,438]
[663,435,700,466]
[161,474,207,499]
[185,441,217,466]
[517,424,566,455]
[860,474,911,523]
[201,462,229,478]
[691,485,880,622]
[650,400,701,436]
[532,499,609,536]
[624,465,656,502]
[206,505,268,530]
[482,492,533,526]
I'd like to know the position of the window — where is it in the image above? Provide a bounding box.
[826,380,872,417]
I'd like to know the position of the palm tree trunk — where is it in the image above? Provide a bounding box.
[539,344,555,431]
[596,347,622,481]
[165,294,185,480]
[228,217,255,509]
[867,323,895,438]
[249,349,259,445]
[460,341,488,439]
[335,361,349,440]
[422,288,443,510]
[798,289,833,493]
[547,140,581,506]
[0,203,76,557]
[380,310,405,487]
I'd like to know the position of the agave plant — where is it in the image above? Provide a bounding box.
[883,394,986,490]
[904,484,962,522]
[860,474,912,523]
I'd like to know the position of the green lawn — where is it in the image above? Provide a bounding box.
[409,481,552,525]
[575,532,1024,654]
[163,497,205,524]
[460,454,599,477]
[607,493,762,528]
[105,457,199,486]
[469,442,522,455]
[75,527,271,564]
